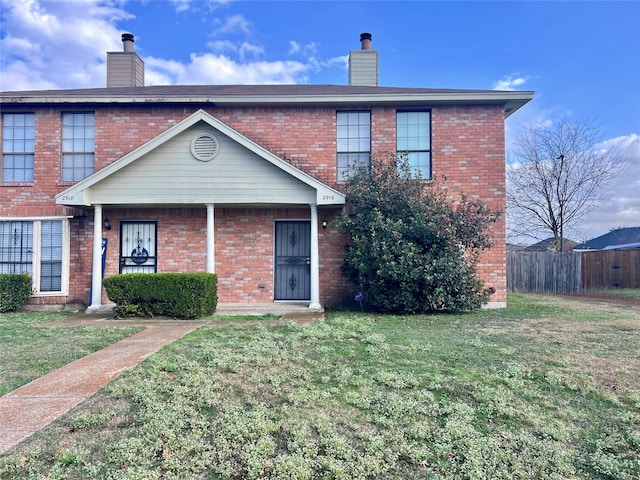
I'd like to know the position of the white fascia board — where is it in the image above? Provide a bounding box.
[0,215,73,220]
[55,188,89,206]
[3,91,534,108]
[602,242,640,250]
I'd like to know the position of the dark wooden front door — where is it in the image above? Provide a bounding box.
[274,221,310,300]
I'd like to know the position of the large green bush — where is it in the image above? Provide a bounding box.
[334,156,500,313]
[0,273,33,312]
[104,273,217,319]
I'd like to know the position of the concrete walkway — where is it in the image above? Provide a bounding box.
[0,304,324,455]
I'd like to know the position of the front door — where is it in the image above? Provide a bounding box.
[119,221,157,274]
[274,221,310,300]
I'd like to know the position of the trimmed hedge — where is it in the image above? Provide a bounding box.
[0,273,33,312]
[104,273,218,319]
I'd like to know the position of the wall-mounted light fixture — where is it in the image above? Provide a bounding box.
[104,218,112,230]
[321,220,328,230]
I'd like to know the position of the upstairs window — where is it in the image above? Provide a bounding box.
[337,111,370,181]
[2,113,35,183]
[397,110,431,178]
[62,112,95,182]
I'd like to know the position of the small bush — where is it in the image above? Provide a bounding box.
[104,273,217,319]
[0,273,33,312]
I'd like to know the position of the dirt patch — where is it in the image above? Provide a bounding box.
[528,292,640,317]
[478,293,640,400]
[560,291,640,306]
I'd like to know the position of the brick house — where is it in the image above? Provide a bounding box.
[0,33,533,311]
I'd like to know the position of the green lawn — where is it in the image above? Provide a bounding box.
[0,311,143,396]
[1,293,639,479]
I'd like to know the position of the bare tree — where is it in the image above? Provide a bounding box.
[507,116,626,251]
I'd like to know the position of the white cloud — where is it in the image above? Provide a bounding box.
[0,0,128,90]
[212,13,250,35]
[169,0,230,13]
[145,53,311,85]
[493,74,528,91]
[207,39,238,54]
[577,134,640,239]
[238,41,264,61]
[0,0,343,90]
[507,132,640,244]
[288,40,300,55]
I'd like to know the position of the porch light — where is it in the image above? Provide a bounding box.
[322,220,328,230]
[103,218,112,230]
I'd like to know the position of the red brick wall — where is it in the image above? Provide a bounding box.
[2,103,507,307]
[432,105,507,302]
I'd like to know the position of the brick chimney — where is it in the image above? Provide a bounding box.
[349,32,378,86]
[107,33,145,87]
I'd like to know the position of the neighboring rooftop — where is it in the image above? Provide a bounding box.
[525,237,577,252]
[573,227,640,251]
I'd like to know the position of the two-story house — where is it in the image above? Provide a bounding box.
[1,33,533,312]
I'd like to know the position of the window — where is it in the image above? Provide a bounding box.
[337,111,370,181]
[2,113,35,182]
[397,110,431,177]
[62,112,95,182]
[0,219,67,294]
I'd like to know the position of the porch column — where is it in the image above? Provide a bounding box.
[88,204,103,311]
[206,204,215,273]
[309,204,322,310]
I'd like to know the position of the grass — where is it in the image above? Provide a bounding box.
[1,293,639,479]
[0,311,143,396]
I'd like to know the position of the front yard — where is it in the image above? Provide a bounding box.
[1,293,639,479]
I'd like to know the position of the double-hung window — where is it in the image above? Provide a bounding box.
[397,110,431,178]
[337,111,370,181]
[0,219,67,294]
[62,112,95,182]
[2,113,35,183]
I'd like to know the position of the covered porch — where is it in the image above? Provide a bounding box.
[56,110,345,312]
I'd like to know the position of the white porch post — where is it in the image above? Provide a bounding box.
[206,203,215,273]
[309,204,322,310]
[88,204,103,311]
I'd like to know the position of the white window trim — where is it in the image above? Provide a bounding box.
[0,216,71,297]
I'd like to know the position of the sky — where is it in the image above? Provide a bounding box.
[1,0,639,244]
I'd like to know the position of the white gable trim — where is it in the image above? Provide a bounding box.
[55,109,345,207]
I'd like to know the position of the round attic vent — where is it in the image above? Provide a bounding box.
[191,133,219,162]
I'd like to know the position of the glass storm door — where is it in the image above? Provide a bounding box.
[275,221,311,301]
[119,221,157,274]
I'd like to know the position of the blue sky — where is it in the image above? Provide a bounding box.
[1,0,639,243]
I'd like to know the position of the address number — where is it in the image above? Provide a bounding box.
[60,195,74,201]
[322,194,335,200]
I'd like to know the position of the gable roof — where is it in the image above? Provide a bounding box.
[573,227,640,251]
[1,84,534,117]
[55,109,345,207]
[525,237,577,252]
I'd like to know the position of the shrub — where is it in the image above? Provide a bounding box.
[104,273,217,319]
[0,273,33,312]
[333,155,500,313]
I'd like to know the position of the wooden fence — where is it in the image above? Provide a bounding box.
[581,249,640,291]
[507,249,640,293]
[507,251,581,293]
